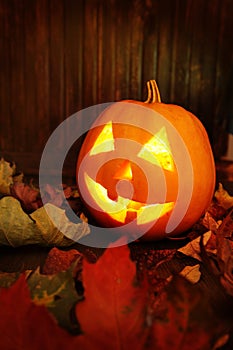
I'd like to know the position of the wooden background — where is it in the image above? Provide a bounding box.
[0,0,233,177]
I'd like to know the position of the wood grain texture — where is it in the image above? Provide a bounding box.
[0,0,232,175]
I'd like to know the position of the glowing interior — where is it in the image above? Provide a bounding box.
[138,127,174,171]
[114,160,133,180]
[84,173,174,225]
[90,121,114,155]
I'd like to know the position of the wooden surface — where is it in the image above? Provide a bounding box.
[1,0,233,176]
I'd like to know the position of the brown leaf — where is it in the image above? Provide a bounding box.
[215,183,233,210]
[42,247,82,275]
[41,183,73,207]
[178,231,212,261]
[0,196,89,247]
[216,208,233,296]
[150,277,229,350]
[11,182,42,212]
[0,157,15,195]
[202,211,221,233]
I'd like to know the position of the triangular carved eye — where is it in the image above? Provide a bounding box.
[90,121,115,155]
[137,127,174,171]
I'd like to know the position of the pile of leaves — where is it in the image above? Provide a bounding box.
[0,157,233,349]
[0,158,90,246]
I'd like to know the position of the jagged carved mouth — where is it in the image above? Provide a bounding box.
[84,172,174,225]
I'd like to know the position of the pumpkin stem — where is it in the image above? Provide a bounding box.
[144,80,161,103]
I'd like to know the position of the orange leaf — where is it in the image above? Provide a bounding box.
[75,243,150,350]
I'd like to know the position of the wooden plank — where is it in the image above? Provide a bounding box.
[156,0,177,103]
[98,0,117,103]
[114,1,131,100]
[0,0,12,151]
[9,0,26,152]
[24,0,37,154]
[64,0,85,116]
[170,0,180,104]
[129,0,144,100]
[49,0,65,130]
[169,0,192,107]
[82,0,98,107]
[141,0,159,99]
[34,0,50,152]
[188,0,206,117]
[198,0,221,137]
[215,0,233,119]
[62,0,86,173]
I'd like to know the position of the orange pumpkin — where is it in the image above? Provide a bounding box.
[76,80,215,241]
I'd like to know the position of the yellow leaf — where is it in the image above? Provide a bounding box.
[214,183,233,210]
[0,158,15,195]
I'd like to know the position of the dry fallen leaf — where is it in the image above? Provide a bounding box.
[202,211,221,233]
[179,264,201,284]
[178,231,212,261]
[215,183,233,210]
[216,208,233,296]
[0,196,90,247]
[0,157,15,195]
[0,275,75,350]
[11,182,41,212]
[42,247,82,275]
[150,276,231,350]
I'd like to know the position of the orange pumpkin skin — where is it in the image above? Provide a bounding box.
[76,81,215,241]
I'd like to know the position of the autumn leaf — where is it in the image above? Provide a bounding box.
[41,183,72,208]
[216,208,233,296]
[11,182,42,212]
[42,247,82,275]
[0,196,89,247]
[215,183,233,210]
[150,276,229,350]
[75,243,150,350]
[0,251,83,334]
[28,261,82,333]
[0,271,20,288]
[0,157,15,195]
[0,274,76,350]
[179,264,201,284]
[177,231,212,262]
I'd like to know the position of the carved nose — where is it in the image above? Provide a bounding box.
[113,160,133,180]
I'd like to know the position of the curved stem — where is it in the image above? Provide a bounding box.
[144,80,161,103]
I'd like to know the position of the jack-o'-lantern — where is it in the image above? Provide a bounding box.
[76,80,215,241]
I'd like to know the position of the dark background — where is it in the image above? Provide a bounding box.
[0,0,233,177]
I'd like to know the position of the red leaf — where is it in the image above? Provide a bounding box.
[0,274,75,350]
[42,247,82,275]
[11,182,41,212]
[150,277,227,350]
[75,243,150,350]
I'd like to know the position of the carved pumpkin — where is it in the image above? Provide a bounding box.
[76,80,215,241]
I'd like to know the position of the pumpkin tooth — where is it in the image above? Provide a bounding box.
[137,202,174,225]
